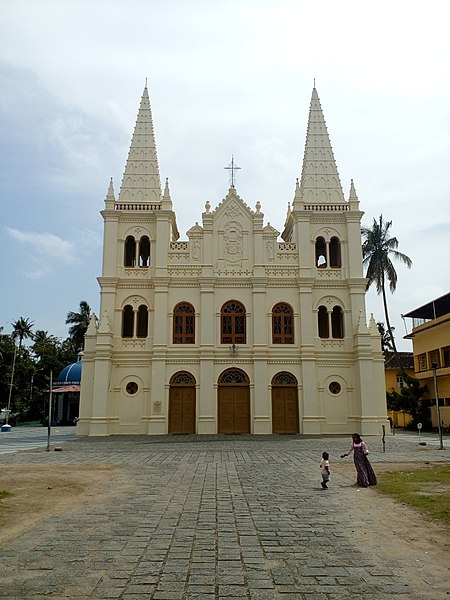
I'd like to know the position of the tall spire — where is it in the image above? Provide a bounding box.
[295,87,345,206]
[118,85,162,203]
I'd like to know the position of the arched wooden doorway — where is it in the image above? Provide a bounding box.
[271,372,299,434]
[168,372,196,434]
[218,368,250,434]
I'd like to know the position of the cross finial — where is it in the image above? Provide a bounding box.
[224,155,241,188]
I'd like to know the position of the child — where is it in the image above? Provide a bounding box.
[320,451,330,489]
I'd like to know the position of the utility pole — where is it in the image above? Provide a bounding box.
[432,362,444,450]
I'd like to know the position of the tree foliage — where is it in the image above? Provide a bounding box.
[11,317,34,347]
[1,302,87,423]
[362,215,412,366]
[66,300,92,351]
[387,369,430,429]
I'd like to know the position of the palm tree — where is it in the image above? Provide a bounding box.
[362,215,412,366]
[11,317,34,347]
[66,300,92,350]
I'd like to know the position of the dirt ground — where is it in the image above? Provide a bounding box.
[0,461,449,580]
[0,464,117,544]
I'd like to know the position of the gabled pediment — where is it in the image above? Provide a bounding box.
[211,187,255,222]
[263,223,280,237]
[187,222,204,236]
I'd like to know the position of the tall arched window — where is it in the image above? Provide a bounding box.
[139,236,150,267]
[124,236,136,267]
[315,236,327,268]
[318,306,329,338]
[272,303,294,344]
[329,236,341,268]
[122,305,134,337]
[221,301,246,344]
[136,305,148,338]
[173,303,195,344]
[331,306,344,339]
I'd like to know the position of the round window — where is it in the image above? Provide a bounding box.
[329,381,341,395]
[126,381,139,395]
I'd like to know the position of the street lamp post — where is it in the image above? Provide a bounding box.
[431,362,444,450]
[5,341,18,427]
[46,370,53,452]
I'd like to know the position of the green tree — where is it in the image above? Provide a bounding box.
[387,370,430,428]
[11,317,34,347]
[362,215,412,366]
[0,333,16,407]
[66,301,92,351]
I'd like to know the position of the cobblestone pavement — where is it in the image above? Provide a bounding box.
[0,434,449,599]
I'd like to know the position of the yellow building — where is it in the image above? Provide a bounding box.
[404,293,450,427]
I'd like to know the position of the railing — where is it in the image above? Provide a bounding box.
[115,203,162,211]
[304,204,349,212]
[170,242,189,251]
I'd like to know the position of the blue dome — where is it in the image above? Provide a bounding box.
[57,361,82,384]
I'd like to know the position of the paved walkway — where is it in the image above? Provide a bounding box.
[0,434,449,599]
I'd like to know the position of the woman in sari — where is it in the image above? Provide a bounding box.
[341,433,377,487]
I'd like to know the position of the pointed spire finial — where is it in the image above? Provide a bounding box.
[105,177,115,202]
[313,77,316,89]
[145,76,148,88]
[348,179,359,206]
[163,177,170,197]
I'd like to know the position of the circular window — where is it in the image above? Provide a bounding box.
[329,381,341,395]
[126,381,139,395]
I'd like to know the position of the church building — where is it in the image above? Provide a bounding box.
[78,85,387,436]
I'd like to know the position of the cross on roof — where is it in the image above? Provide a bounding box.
[224,155,241,188]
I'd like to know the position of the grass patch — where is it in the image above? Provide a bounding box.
[377,464,450,525]
[0,490,13,500]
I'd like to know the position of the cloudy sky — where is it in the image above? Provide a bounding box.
[1,0,449,351]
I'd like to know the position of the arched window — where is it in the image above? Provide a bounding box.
[272,372,297,386]
[272,303,294,344]
[331,306,344,339]
[221,301,246,344]
[122,305,134,337]
[124,236,136,267]
[329,236,341,268]
[318,306,329,339]
[136,305,148,338]
[173,302,195,344]
[139,236,150,267]
[315,236,327,268]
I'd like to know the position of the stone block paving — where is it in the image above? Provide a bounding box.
[0,434,448,599]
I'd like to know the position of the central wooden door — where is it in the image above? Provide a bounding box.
[272,372,299,434]
[169,372,196,434]
[218,369,250,434]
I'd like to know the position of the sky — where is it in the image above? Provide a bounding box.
[0,0,449,352]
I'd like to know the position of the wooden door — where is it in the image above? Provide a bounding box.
[218,385,250,434]
[169,373,196,434]
[272,373,299,434]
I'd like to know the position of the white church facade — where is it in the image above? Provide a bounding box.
[78,85,387,437]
